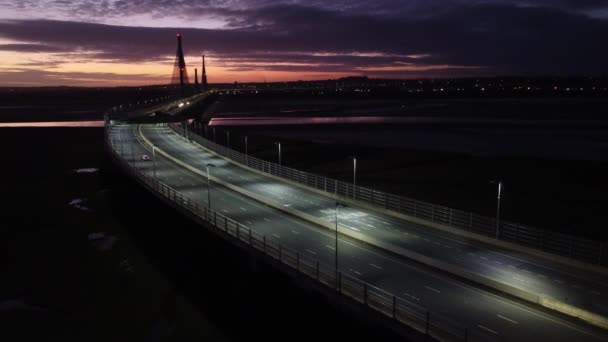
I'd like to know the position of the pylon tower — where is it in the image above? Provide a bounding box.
[201,55,208,91]
[171,32,189,88]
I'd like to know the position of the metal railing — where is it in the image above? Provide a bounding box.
[106,121,492,341]
[169,123,607,267]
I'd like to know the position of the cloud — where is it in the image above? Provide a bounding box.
[0,1,606,85]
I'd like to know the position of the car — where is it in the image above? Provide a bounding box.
[142,154,150,161]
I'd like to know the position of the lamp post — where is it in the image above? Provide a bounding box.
[206,163,216,209]
[351,156,357,199]
[152,145,157,179]
[275,142,282,166]
[335,202,345,288]
[495,180,502,239]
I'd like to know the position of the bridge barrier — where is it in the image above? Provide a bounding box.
[106,122,497,341]
[168,123,607,274]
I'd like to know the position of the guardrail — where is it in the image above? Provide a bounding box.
[169,123,606,267]
[105,120,492,341]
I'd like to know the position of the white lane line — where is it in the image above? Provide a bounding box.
[537,274,546,278]
[425,286,441,294]
[283,204,291,207]
[477,325,499,335]
[480,256,488,260]
[444,245,452,249]
[222,209,229,213]
[240,207,247,211]
[433,242,441,246]
[264,217,271,222]
[305,249,317,255]
[497,314,518,324]
[351,269,362,276]
[341,224,360,232]
[522,269,532,273]
[246,221,253,225]
[272,233,280,239]
[493,261,503,265]
[508,265,517,269]
[325,245,336,250]
[513,276,525,282]
[369,263,383,270]
[422,238,430,242]
[468,252,476,257]
[291,230,300,235]
[553,279,563,284]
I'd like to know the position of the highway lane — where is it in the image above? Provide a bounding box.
[144,124,608,318]
[109,124,608,341]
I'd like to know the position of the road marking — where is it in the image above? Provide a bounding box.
[423,238,430,242]
[351,269,362,276]
[477,325,498,335]
[497,314,518,324]
[305,249,317,255]
[246,220,253,225]
[537,274,546,278]
[553,279,563,284]
[369,263,383,270]
[468,252,476,257]
[283,204,291,207]
[291,230,299,235]
[444,245,452,249]
[222,209,229,213]
[342,224,360,232]
[272,233,280,239]
[513,276,525,282]
[433,242,441,246]
[325,245,336,250]
[522,269,532,273]
[264,217,271,222]
[240,207,247,211]
[508,265,517,269]
[480,256,488,260]
[425,286,441,294]
[493,261,502,265]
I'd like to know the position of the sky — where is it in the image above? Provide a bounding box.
[0,0,607,86]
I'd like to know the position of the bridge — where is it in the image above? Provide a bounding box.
[103,36,608,342]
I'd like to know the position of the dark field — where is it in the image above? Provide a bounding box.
[0,127,403,342]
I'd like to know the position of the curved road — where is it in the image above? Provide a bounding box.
[109,123,608,342]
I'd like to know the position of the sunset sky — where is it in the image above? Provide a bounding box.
[0,0,607,86]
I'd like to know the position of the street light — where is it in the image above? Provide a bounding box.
[275,141,282,166]
[495,180,502,239]
[335,202,345,288]
[349,156,357,199]
[152,145,158,179]
[206,163,216,209]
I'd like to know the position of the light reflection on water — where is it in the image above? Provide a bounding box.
[0,121,104,127]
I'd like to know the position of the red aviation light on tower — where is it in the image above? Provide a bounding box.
[177,32,181,37]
